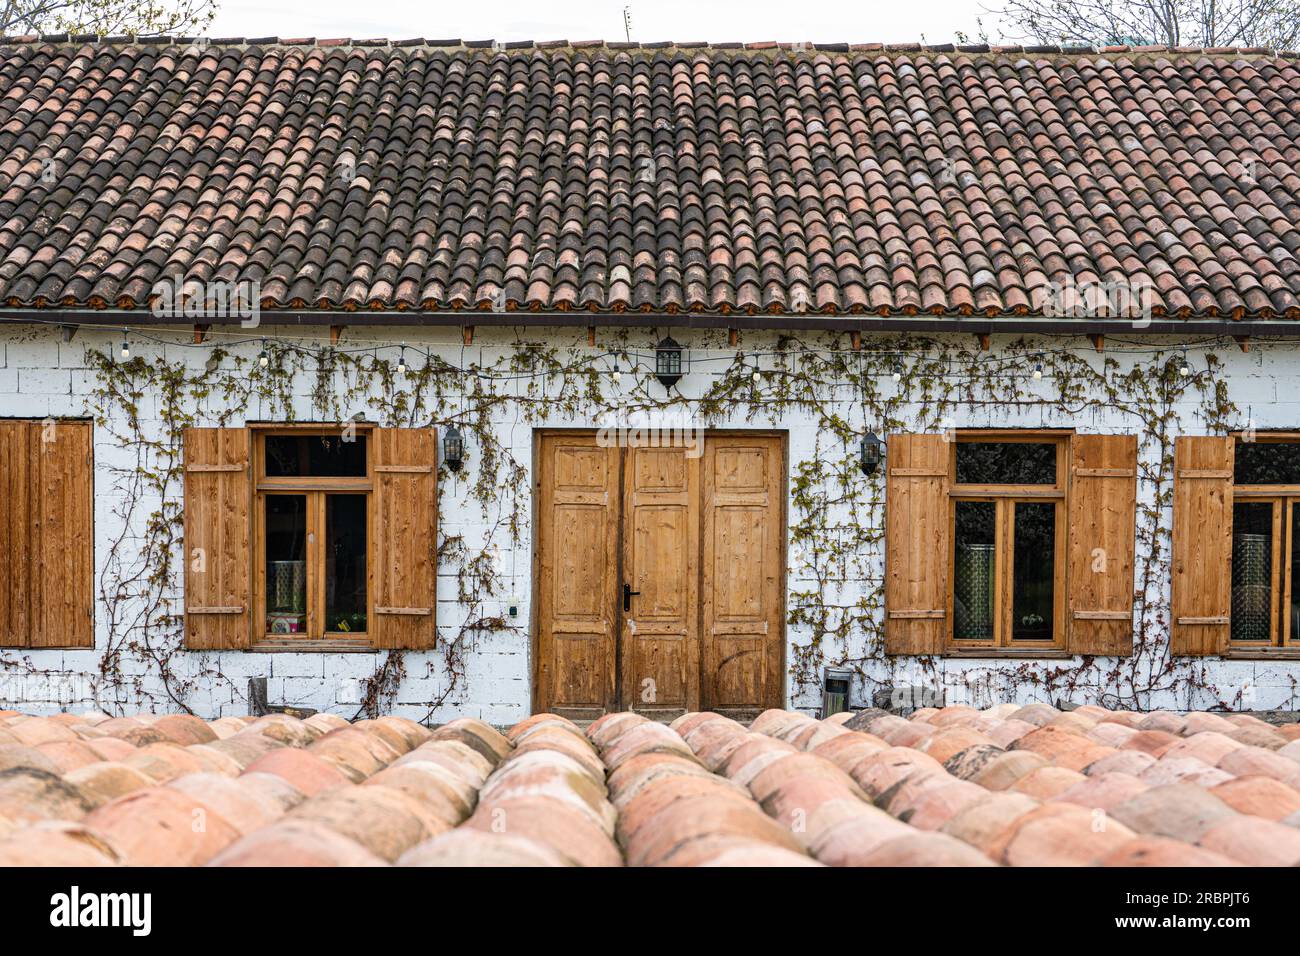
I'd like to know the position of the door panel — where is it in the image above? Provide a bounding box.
[702,436,784,717]
[534,432,784,718]
[621,445,699,716]
[535,435,620,719]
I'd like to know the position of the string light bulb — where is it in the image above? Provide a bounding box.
[612,357,622,386]
[1032,355,1044,380]
[258,339,269,368]
[397,343,407,375]
[891,360,903,383]
[752,367,762,384]
[119,329,130,361]
[1178,352,1191,377]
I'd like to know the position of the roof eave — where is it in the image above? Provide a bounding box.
[3,307,1300,338]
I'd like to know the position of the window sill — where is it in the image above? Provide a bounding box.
[1222,647,1300,661]
[0,644,93,651]
[943,647,1073,659]
[248,638,375,654]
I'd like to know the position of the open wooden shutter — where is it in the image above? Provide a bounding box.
[884,433,950,655]
[1067,434,1137,655]
[0,421,31,646]
[372,428,437,650]
[30,421,93,647]
[184,428,252,649]
[1170,436,1233,656]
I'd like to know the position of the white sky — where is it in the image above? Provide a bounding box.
[208,0,999,46]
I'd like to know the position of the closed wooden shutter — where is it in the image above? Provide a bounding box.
[0,420,93,648]
[184,428,252,649]
[1067,434,1137,655]
[372,428,437,650]
[1170,436,1234,656]
[30,421,93,647]
[0,421,31,646]
[884,433,950,655]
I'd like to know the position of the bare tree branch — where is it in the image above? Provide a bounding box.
[987,0,1300,48]
[0,0,216,37]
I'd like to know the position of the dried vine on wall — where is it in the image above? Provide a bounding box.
[1,324,1279,718]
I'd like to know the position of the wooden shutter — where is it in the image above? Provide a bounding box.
[884,433,950,655]
[1067,434,1137,655]
[184,428,252,649]
[372,428,437,650]
[0,421,31,646]
[30,421,93,647]
[1170,436,1234,656]
[0,421,93,648]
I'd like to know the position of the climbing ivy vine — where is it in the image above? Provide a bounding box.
[2,323,1278,719]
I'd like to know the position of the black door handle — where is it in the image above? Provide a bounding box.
[623,583,641,612]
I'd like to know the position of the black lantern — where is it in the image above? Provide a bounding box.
[654,336,683,390]
[860,432,884,476]
[443,425,464,473]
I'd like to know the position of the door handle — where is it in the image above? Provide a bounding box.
[623,583,641,612]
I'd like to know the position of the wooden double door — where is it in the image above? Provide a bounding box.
[533,431,785,720]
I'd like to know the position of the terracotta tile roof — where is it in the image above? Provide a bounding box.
[3,703,1300,865]
[0,39,1298,321]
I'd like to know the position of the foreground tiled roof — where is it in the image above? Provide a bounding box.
[0,39,1299,321]
[3,703,1300,865]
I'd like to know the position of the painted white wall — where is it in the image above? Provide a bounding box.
[0,322,1294,722]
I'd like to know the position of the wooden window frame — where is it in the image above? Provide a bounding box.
[946,430,1070,652]
[251,425,374,651]
[1227,431,1300,652]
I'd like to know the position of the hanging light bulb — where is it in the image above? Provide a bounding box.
[612,357,622,386]
[1178,352,1191,377]
[119,329,130,361]
[1032,357,1044,380]
[397,343,407,375]
[752,367,762,384]
[891,360,903,383]
[258,339,269,368]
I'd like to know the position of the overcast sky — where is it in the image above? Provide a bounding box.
[209,0,998,46]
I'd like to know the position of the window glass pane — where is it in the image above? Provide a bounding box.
[955,441,1056,485]
[954,501,996,640]
[1012,502,1056,640]
[326,494,367,633]
[1232,501,1273,642]
[265,434,367,477]
[1234,441,1300,485]
[266,495,307,635]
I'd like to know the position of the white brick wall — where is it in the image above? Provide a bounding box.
[0,322,1294,722]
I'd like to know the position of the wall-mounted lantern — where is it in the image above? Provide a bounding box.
[443,425,465,473]
[823,666,854,718]
[860,431,885,476]
[654,336,684,390]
